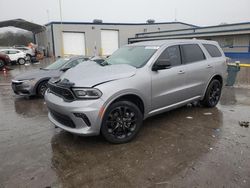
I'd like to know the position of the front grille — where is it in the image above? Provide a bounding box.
[49,108,76,128]
[48,82,75,101]
[12,82,23,86]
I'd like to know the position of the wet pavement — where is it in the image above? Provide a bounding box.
[0,61,250,188]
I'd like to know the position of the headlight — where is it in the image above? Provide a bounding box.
[21,79,36,88]
[72,88,102,99]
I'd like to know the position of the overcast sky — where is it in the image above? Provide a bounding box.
[0,0,249,26]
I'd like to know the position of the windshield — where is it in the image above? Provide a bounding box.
[104,46,158,68]
[45,58,70,70]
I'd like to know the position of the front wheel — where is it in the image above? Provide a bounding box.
[37,81,48,97]
[18,58,26,65]
[101,101,143,144]
[201,79,222,108]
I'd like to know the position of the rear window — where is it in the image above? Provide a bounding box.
[181,44,205,64]
[203,44,222,57]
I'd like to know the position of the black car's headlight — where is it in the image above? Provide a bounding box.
[72,88,102,99]
[20,79,36,88]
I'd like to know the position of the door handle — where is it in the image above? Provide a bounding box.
[178,70,185,74]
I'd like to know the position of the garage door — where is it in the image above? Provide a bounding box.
[101,30,119,56]
[62,32,86,55]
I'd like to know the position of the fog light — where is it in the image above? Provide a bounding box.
[74,113,91,127]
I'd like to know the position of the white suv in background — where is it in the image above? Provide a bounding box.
[0,49,27,65]
[14,46,36,61]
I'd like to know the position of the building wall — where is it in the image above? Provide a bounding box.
[39,22,194,57]
[36,22,250,58]
[200,34,250,53]
[35,25,53,57]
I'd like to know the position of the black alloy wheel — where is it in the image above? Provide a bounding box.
[101,101,143,144]
[37,81,48,97]
[202,79,222,107]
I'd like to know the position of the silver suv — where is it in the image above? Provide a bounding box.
[45,39,226,144]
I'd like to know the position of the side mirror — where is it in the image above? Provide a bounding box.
[60,67,70,72]
[152,59,171,71]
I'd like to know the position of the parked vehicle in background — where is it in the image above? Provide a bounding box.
[0,49,27,65]
[14,46,35,61]
[11,56,103,97]
[45,39,227,144]
[0,52,11,70]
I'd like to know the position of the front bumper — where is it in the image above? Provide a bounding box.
[45,90,104,136]
[11,80,36,96]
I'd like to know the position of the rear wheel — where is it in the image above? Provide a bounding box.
[201,79,222,107]
[0,60,5,70]
[101,101,143,144]
[37,81,48,97]
[18,58,26,65]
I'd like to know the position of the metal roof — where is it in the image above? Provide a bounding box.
[128,39,217,46]
[129,22,250,43]
[135,22,250,36]
[0,19,46,33]
[45,21,197,27]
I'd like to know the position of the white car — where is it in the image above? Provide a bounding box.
[0,49,27,65]
[14,46,36,61]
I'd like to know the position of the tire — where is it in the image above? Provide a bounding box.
[101,101,143,144]
[37,81,48,97]
[18,58,26,65]
[26,54,31,62]
[0,60,5,70]
[201,79,222,108]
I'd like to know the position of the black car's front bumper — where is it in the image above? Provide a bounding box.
[11,80,35,96]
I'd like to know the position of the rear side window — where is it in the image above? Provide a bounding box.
[1,50,8,54]
[157,45,181,67]
[181,44,205,64]
[203,44,222,57]
[8,50,17,54]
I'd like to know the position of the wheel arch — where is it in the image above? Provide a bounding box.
[202,74,223,100]
[102,92,146,120]
[34,77,51,94]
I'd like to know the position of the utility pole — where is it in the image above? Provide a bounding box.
[59,0,64,57]
[174,8,178,22]
[46,9,50,23]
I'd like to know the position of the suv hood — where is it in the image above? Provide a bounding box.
[60,61,137,87]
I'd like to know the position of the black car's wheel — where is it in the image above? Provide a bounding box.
[0,60,5,70]
[201,79,222,108]
[37,81,48,97]
[18,58,26,65]
[101,101,143,144]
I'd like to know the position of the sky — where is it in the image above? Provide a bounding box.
[0,0,250,27]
